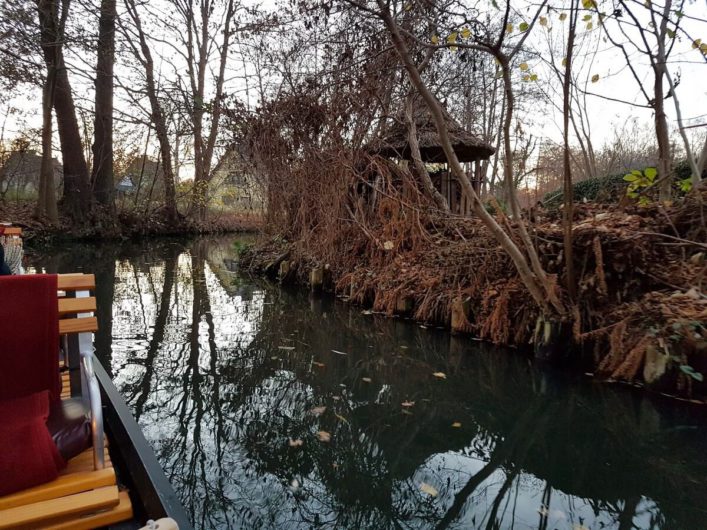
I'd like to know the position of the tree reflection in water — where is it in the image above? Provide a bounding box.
[28,237,707,530]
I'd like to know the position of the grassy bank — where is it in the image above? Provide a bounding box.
[240,194,707,402]
[0,200,262,242]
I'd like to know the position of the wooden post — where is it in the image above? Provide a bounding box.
[278,260,289,282]
[395,295,414,315]
[310,267,324,293]
[451,297,472,333]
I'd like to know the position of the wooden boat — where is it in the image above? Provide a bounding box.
[0,268,192,529]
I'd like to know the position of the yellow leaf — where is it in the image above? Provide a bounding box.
[316,431,331,442]
[539,16,547,26]
[461,27,471,39]
[420,482,438,497]
[288,438,304,447]
[432,372,447,379]
[522,74,530,81]
[449,45,458,52]
[562,57,567,66]
[559,13,567,21]
[586,21,593,30]
[692,39,702,49]
[591,74,599,83]
[506,23,513,33]
[701,43,707,53]
[431,35,439,45]
[519,62,529,71]
[447,32,457,44]
[530,73,538,81]
[582,0,596,7]
[451,421,462,428]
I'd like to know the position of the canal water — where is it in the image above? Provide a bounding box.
[26,236,707,530]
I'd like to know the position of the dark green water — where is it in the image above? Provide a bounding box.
[26,236,707,530]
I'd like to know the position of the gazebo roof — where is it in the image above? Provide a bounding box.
[368,104,495,163]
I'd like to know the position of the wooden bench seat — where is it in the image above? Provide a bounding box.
[0,273,134,529]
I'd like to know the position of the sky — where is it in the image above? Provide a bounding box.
[1,0,706,180]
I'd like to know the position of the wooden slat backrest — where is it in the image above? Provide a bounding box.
[57,274,95,292]
[57,274,97,335]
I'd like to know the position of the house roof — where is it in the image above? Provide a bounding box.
[368,104,495,163]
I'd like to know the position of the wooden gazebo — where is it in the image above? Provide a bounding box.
[368,104,495,214]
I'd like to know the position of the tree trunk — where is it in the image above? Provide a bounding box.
[562,0,578,300]
[123,0,178,224]
[37,0,92,221]
[36,67,59,224]
[91,0,116,208]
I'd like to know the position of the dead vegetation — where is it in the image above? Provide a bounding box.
[241,161,707,398]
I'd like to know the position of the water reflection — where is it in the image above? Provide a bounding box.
[27,237,707,530]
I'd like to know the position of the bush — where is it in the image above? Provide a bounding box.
[543,160,700,208]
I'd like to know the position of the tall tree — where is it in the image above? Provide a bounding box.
[91,0,117,208]
[36,0,92,220]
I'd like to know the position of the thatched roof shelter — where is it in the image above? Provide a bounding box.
[368,105,495,163]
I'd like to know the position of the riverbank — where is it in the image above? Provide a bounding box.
[0,200,262,241]
[240,193,707,401]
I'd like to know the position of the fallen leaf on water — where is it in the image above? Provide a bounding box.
[335,413,349,424]
[362,377,372,383]
[420,482,438,497]
[316,431,331,442]
[270,356,279,360]
[331,349,348,355]
[278,346,295,350]
[332,396,341,401]
[310,406,327,416]
[288,438,304,447]
[432,372,447,379]
[451,422,462,428]
[401,401,415,407]
[313,361,326,368]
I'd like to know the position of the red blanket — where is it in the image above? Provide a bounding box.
[0,391,65,496]
[0,274,61,402]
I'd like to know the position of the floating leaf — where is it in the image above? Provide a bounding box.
[316,431,331,442]
[582,0,596,7]
[383,240,394,250]
[522,74,530,81]
[519,22,529,32]
[701,43,707,54]
[539,16,547,26]
[313,361,326,368]
[691,39,701,49]
[362,377,372,383]
[530,73,538,81]
[432,372,447,379]
[401,401,415,407]
[586,21,593,30]
[591,74,599,83]
[420,482,438,497]
[447,32,458,44]
[310,406,327,416]
[431,35,439,45]
[288,438,304,447]
[451,421,462,428]
[506,23,513,33]
[559,12,567,21]
[519,62,529,71]
[461,27,471,39]
[583,14,592,21]
[335,413,350,424]
[562,57,567,66]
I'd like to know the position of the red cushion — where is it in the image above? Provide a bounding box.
[0,274,61,402]
[0,391,65,496]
